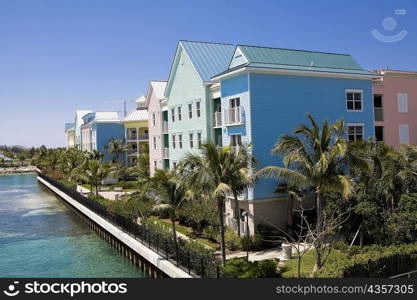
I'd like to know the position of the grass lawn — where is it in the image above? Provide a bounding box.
[281,249,347,278]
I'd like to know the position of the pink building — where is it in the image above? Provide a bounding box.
[145,80,168,175]
[373,70,417,147]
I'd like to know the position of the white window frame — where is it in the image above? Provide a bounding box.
[196,101,201,118]
[346,89,363,112]
[171,108,175,122]
[178,134,183,149]
[197,131,202,148]
[172,134,176,149]
[177,106,182,121]
[347,123,365,142]
[153,136,157,150]
[188,103,193,119]
[397,93,408,113]
[189,133,194,149]
[399,124,409,144]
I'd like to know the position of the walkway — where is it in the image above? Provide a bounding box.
[76,185,132,200]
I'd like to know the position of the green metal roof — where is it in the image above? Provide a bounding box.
[213,45,376,78]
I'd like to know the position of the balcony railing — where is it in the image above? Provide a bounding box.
[212,111,222,128]
[126,133,137,140]
[224,107,242,126]
[162,121,168,133]
[374,108,384,121]
[138,133,149,140]
[127,148,138,155]
[163,147,169,159]
[224,215,247,236]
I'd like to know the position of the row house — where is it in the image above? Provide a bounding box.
[64,123,75,149]
[122,96,149,167]
[145,80,167,175]
[74,110,92,149]
[211,45,379,234]
[79,111,124,162]
[372,70,417,147]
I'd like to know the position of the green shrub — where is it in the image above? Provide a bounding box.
[317,243,417,278]
[202,226,218,241]
[241,234,263,251]
[224,228,241,251]
[220,258,278,278]
[117,181,138,189]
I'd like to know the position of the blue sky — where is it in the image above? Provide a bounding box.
[0,0,416,147]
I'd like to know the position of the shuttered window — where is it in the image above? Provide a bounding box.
[399,124,409,144]
[398,93,408,113]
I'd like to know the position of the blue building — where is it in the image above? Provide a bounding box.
[212,45,379,233]
[80,111,125,162]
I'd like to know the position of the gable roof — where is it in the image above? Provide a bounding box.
[65,123,75,131]
[165,41,235,97]
[123,109,148,123]
[214,45,377,78]
[145,80,167,106]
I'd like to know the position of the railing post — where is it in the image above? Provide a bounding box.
[216,265,220,278]
[201,257,205,278]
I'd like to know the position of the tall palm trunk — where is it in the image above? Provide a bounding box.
[316,187,322,229]
[217,198,226,265]
[170,212,178,260]
[232,190,241,236]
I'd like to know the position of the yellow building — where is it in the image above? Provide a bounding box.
[122,97,149,166]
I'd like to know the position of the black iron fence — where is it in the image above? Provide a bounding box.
[37,171,219,278]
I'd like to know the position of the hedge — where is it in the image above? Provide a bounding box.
[317,243,417,278]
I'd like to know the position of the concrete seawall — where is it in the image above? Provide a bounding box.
[37,175,193,278]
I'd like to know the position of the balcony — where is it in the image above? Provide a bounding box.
[163,147,169,159]
[212,111,222,128]
[224,215,247,236]
[162,121,168,133]
[374,108,384,121]
[127,148,138,156]
[127,132,149,141]
[126,133,137,140]
[138,133,149,140]
[224,107,243,126]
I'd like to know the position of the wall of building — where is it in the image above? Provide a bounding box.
[249,73,374,200]
[374,74,417,147]
[148,96,163,175]
[96,123,125,162]
[166,48,207,167]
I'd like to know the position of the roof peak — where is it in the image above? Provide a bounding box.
[180,40,234,46]
[237,44,351,56]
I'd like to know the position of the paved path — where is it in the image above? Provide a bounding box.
[76,185,132,200]
[226,243,312,262]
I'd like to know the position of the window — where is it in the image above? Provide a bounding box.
[229,97,240,108]
[173,161,177,169]
[153,160,157,171]
[178,134,183,149]
[189,133,194,148]
[375,126,384,142]
[398,93,408,113]
[399,124,409,144]
[374,94,383,121]
[171,108,175,122]
[153,137,157,150]
[230,134,242,153]
[346,90,363,111]
[188,103,193,119]
[177,106,182,121]
[347,124,364,141]
[152,113,156,127]
[196,101,201,118]
[172,134,176,149]
[197,132,202,148]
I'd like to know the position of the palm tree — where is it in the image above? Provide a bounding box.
[106,139,128,163]
[181,142,234,265]
[147,169,189,256]
[225,145,257,236]
[257,114,356,272]
[16,152,26,166]
[85,149,104,161]
[80,159,110,197]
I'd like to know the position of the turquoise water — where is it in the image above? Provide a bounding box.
[0,174,145,277]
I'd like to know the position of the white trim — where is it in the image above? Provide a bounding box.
[347,123,365,142]
[212,66,380,81]
[346,89,364,112]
